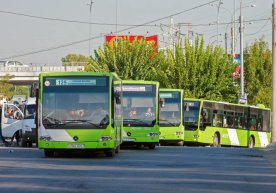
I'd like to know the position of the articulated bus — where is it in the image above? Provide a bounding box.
[183,98,271,148]
[159,88,184,146]
[120,80,159,149]
[37,72,123,157]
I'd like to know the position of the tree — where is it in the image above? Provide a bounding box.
[0,74,15,100]
[85,38,159,80]
[244,38,272,107]
[61,54,90,66]
[86,36,239,103]
[152,37,239,102]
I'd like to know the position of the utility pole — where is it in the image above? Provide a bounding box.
[225,32,228,53]
[216,0,222,45]
[232,0,236,62]
[88,0,94,56]
[0,104,4,146]
[239,0,245,103]
[272,0,276,142]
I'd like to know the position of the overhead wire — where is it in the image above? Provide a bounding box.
[245,19,271,36]
[0,0,220,60]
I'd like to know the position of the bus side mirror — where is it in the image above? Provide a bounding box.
[160,98,165,108]
[114,91,121,104]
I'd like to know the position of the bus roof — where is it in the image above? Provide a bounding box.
[160,88,184,92]
[122,80,159,85]
[39,72,121,81]
[184,98,270,110]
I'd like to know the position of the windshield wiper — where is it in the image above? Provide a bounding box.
[43,117,63,124]
[159,119,178,126]
[63,120,102,128]
[123,118,152,125]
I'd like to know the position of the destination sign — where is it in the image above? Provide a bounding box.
[185,101,199,107]
[160,92,180,99]
[122,85,153,92]
[44,77,107,87]
[55,79,96,86]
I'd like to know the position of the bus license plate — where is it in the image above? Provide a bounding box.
[68,144,84,149]
[123,138,135,142]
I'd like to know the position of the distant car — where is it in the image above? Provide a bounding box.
[0,60,29,67]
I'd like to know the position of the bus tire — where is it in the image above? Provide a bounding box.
[213,132,220,147]
[44,149,55,157]
[248,136,255,148]
[106,149,115,157]
[148,143,156,149]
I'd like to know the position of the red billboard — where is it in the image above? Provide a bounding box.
[105,35,158,48]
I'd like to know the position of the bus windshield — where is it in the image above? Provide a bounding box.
[184,101,200,129]
[42,76,109,129]
[160,92,181,127]
[122,84,156,127]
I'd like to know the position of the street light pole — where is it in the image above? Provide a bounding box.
[272,0,276,142]
[239,0,245,102]
[233,0,236,62]
[217,0,222,45]
[88,0,94,57]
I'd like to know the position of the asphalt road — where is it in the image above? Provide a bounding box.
[0,146,275,193]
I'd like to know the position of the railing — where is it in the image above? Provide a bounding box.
[0,66,85,72]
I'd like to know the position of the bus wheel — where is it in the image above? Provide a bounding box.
[148,143,156,149]
[177,141,184,146]
[44,149,54,157]
[213,132,220,147]
[248,136,255,148]
[106,149,115,157]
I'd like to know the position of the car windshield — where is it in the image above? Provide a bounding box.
[159,91,181,127]
[42,76,109,129]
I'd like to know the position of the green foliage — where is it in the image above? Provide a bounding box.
[86,36,240,103]
[62,54,90,66]
[14,86,29,97]
[152,37,239,102]
[0,74,15,99]
[85,38,158,80]
[244,38,272,107]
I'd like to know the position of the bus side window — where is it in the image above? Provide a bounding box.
[243,113,248,130]
[201,108,211,130]
[249,115,257,131]
[257,115,262,131]
[234,113,243,129]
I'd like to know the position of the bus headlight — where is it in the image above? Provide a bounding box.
[147,132,159,137]
[40,135,52,141]
[99,136,112,141]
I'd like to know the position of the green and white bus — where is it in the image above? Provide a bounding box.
[159,88,184,146]
[120,80,159,149]
[37,72,123,157]
[183,98,271,148]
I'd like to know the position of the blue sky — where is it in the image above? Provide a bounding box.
[0,0,272,65]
